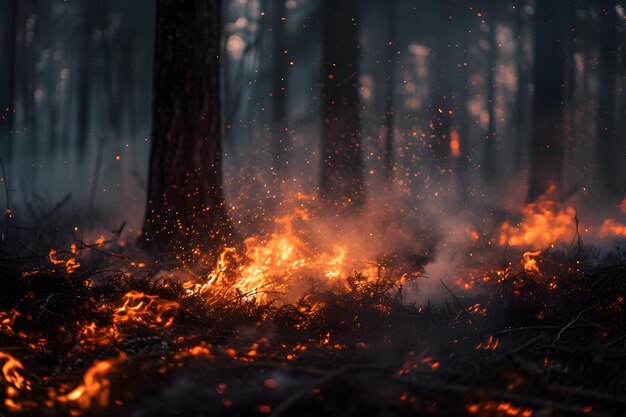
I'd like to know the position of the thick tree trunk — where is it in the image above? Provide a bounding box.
[319,0,365,209]
[597,1,618,197]
[271,0,289,173]
[528,0,567,201]
[142,0,234,258]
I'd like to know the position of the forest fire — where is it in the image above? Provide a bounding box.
[1,0,625,415]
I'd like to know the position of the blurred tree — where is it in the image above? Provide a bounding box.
[142,0,234,257]
[483,0,498,183]
[271,0,289,174]
[76,0,92,158]
[0,0,17,162]
[528,0,567,201]
[512,1,531,174]
[319,0,365,209]
[429,0,456,175]
[382,0,397,184]
[597,0,619,197]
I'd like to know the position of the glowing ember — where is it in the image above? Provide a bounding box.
[467,401,533,417]
[475,336,500,350]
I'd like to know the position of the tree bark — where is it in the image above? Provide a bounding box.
[528,0,567,201]
[319,0,365,209]
[142,0,234,258]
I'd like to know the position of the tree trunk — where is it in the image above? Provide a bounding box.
[76,0,92,158]
[319,0,365,209]
[528,0,567,201]
[512,1,529,174]
[483,0,497,182]
[596,0,618,197]
[430,0,455,173]
[382,0,397,184]
[271,0,289,173]
[142,0,234,258]
[1,0,17,162]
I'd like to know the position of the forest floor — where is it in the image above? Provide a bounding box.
[0,219,625,417]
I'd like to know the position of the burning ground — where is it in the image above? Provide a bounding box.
[0,189,625,417]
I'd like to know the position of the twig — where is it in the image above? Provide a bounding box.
[554,303,600,344]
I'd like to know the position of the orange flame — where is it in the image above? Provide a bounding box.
[475,336,500,350]
[184,206,385,304]
[0,351,28,391]
[522,250,541,275]
[599,219,626,238]
[114,291,180,328]
[450,130,461,157]
[56,354,126,410]
[48,244,81,274]
[498,185,576,248]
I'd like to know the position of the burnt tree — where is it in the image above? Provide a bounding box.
[319,0,365,209]
[528,0,567,201]
[142,0,234,257]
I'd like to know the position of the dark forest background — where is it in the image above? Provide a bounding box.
[0,0,624,239]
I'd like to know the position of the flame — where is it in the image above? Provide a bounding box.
[467,401,533,417]
[0,351,28,391]
[522,250,541,275]
[475,336,500,350]
[0,351,31,411]
[184,206,387,304]
[0,309,21,336]
[114,291,180,328]
[49,244,81,274]
[599,218,626,238]
[498,185,577,248]
[56,354,126,410]
[450,129,461,157]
